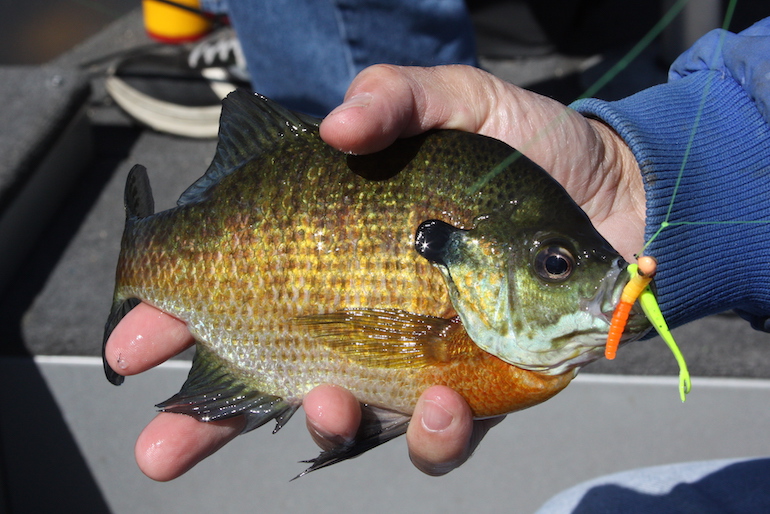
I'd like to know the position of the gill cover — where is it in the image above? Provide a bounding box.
[415,201,629,375]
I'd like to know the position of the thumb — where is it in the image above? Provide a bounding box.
[406,386,505,476]
[319,64,503,155]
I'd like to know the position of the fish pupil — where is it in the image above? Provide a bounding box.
[414,219,458,266]
[546,255,569,275]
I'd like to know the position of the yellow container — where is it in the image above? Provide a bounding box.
[142,0,212,43]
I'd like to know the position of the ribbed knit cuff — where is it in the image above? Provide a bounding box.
[571,70,770,329]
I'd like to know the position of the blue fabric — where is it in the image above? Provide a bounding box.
[670,19,770,126]
[201,0,477,116]
[535,457,770,514]
[571,18,770,331]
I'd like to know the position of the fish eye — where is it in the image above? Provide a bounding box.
[534,244,575,282]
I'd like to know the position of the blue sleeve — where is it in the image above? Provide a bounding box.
[570,18,770,331]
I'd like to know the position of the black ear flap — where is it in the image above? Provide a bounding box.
[414,219,460,266]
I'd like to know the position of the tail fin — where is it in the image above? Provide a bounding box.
[102,165,155,385]
[102,298,140,385]
[124,164,155,219]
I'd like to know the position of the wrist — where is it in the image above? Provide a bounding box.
[572,70,770,329]
[583,118,645,262]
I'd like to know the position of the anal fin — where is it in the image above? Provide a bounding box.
[157,345,299,434]
[294,404,410,479]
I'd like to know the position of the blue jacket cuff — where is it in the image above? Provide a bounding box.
[571,70,770,330]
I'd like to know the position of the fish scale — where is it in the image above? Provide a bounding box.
[104,90,648,476]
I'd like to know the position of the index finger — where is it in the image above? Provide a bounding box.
[103,302,194,379]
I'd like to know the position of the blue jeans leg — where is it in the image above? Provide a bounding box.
[201,0,477,116]
[535,457,770,514]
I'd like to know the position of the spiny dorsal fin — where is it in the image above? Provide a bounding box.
[296,309,468,368]
[124,164,154,218]
[177,90,321,206]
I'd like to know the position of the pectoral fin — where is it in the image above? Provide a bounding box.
[296,308,464,368]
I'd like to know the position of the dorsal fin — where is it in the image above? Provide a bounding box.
[177,90,322,206]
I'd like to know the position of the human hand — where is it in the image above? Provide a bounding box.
[318,64,646,474]
[105,303,499,479]
[104,64,645,480]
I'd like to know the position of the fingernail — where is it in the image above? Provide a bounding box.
[328,93,372,116]
[421,400,453,432]
[116,353,129,370]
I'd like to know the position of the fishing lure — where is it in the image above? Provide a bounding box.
[605,256,657,360]
[605,256,691,402]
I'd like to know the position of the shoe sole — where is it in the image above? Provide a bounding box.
[105,75,224,138]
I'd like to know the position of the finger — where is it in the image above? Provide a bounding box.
[104,302,194,377]
[406,385,476,476]
[304,385,361,451]
[319,65,580,174]
[135,412,245,481]
[320,64,502,155]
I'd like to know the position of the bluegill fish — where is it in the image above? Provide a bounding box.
[103,90,649,476]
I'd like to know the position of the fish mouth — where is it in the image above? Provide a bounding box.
[579,257,653,356]
[604,259,653,339]
[534,258,654,374]
[595,258,632,323]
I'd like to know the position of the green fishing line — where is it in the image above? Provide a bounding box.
[641,0,739,253]
[633,0,739,400]
[577,0,691,101]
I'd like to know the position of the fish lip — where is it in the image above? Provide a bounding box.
[577,257,627,328]
[587,256,653,348]
[603,258,631,321]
